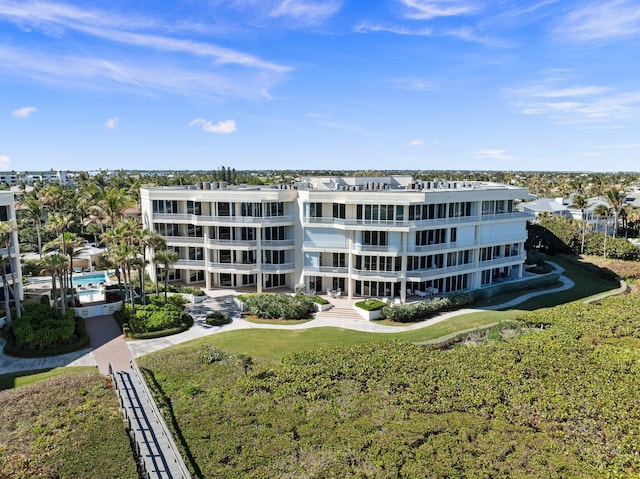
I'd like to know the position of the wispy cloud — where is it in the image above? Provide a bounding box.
[189,118,237,134]
[409,139,425,146]
[354,22,433,36]
[105,117,118,129]
[12,106,36,118]
[397,0,479,20]
[0,155,10,168]
[557,0,640,42]
[0,1,290,98]
[511,76,640,125]
[270,0,341,25]
[475,149,512,161]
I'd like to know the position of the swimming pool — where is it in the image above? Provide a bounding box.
[73,272,107,288]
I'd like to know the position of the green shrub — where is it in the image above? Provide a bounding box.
[206,311,231,326]
[309,295,329,305]
[355,299,387,311]
[245,293,314,320]
[11,302,76,350]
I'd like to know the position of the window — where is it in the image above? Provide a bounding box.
[190,271,204,282]
[363,230,387,246]
[333,203,345,219]
[188,247,203,261]
[265,202,284,217]
[309,202,323,218]
[187,225,203,237]
[187,201,202,215]
[241,202,262,217]
[153,200,178,214]
[218,202,232,216]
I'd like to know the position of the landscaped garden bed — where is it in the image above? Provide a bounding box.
[116,294,193,339]
[3,302,90,357]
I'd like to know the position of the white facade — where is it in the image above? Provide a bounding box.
[141,177,531,301]
[0,191,23,308]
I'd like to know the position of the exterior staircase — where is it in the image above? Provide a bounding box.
[315,305,364,321]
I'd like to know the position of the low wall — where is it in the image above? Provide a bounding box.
[72,301,123,318]
[353,305,384,320]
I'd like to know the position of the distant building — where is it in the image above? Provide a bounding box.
[0,191,23,316]
[141,176,531,302]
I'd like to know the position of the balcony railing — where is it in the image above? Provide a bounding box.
[175,259,205,268]
[164,236,205,245]
[155,213,294,225]
[205,238,258,248]
[208,262,258,271]
[353,244,402,253]
[261,262,295,272]
[304,266,349,275]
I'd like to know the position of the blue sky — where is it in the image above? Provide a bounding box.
[1,0,640,173]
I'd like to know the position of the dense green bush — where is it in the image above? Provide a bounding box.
[119,296,192,336]
[10,302,76,350]
[382,292,482,323]
[309,295,329,305]
[206,311,231,326]
[584,231,640,260]
[244,293,314,320]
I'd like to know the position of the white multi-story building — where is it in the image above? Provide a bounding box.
[0,191,23,312]
[141,176,531,301]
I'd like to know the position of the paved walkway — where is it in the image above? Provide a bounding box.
[84,315,132,375]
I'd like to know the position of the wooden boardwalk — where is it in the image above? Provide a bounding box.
[111,360,192,479]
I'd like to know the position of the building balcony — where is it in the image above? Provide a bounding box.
[174,259,205,268]
[164,235,206,245]
[154,213,294,226]
[478,254,526,267]
[208,262,259,272]
[352,244,403,254]
[303,266,349,275]
[261,262,295,272]
[205,238,258,249]
[480,211,532,222]
[351,269,402,279]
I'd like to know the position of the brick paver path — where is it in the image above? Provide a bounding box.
[84,315,131,374]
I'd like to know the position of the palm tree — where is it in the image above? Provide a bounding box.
[154,249,178,303]
[19,194,45,259]
[570,195,589,254]
[39,253,69,313]
[606,189,624,237]
[594,204,612,259]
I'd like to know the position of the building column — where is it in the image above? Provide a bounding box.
[204,234,211,290]
[256,229,263,293]
[400,231,408,303]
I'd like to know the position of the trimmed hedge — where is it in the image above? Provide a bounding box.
[4,316,90,358]
[116,296,193,339]
[382,291,483,323]
[355,299,387,311]
[244,293,315,320]
[206,311,231,326]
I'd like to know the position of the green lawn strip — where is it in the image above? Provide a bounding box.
[0,366,96,390]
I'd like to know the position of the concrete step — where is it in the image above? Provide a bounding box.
[315,307,364,320]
